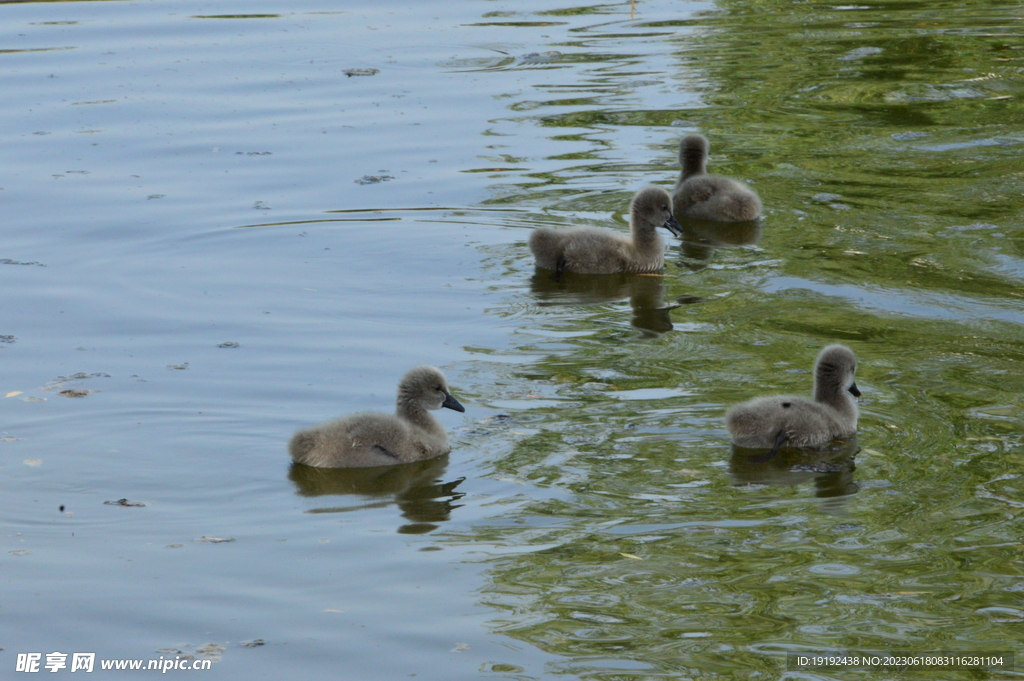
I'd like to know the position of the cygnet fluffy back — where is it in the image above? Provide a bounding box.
[673,134,762,222]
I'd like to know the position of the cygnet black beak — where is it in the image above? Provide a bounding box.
[848,382,861,398]
[442,393,466,413]
[662,215,683,237]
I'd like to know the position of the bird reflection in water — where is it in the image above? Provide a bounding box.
[529,269,702,336]
[288,455,465,534]
[676,217,762,272]
[729,436,860,513]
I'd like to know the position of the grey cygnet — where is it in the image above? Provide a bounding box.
[673,134,762,222]
[529,186,682,275]
[289,366,465,468]
[726,345,860,462]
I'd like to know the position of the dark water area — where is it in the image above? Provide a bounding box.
[2,0,1022,679]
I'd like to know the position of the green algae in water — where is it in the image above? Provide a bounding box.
[460,0,1024,678]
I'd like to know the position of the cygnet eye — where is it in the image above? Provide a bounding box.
[435,385,443,391]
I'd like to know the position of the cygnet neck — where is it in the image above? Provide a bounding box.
[680,139,708,181]
[814,375,856,418]
[397,392,438,429]
[630,215,664,252]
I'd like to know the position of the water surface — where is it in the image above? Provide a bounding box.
[2,0,1022,679]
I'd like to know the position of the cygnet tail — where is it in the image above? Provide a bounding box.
[528,228,566,272]
[728,193,762,222]
[289,431,316,464]
[747,429,788,464]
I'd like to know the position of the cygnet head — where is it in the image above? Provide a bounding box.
[398,366,466,413]
[631,185,682,237]
[814,344,860,400]
[679,134,709,178]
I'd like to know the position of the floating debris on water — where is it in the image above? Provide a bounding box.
[166,363,189,370]
[105,498,146,507]
[195,536,235,543]
[157,643,225,662]
[155,648,194,660]
[195,644,225,661]
[42,373,111,393]
[59,388,95,398]
[240,639,265,648]
[343,68,378,77]
[354,174,395,185]
[218,342,240,348]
